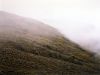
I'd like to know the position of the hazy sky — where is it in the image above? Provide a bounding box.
[0,0,2,10]
[1,0,100,55]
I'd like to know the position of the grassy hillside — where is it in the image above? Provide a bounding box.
[0,11,100,75]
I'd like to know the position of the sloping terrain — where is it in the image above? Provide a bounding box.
[0,11,100,75]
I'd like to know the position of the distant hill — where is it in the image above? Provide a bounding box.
[0,11,100,75]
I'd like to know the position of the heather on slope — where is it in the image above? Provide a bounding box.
[0,11,100,75]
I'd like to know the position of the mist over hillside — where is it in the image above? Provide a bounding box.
[0,11,100,75]
[1,0,100,56]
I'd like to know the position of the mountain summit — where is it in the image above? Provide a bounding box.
[0,11,100,75]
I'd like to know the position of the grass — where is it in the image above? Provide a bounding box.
[0,36,100,75]
[0,11,100,75]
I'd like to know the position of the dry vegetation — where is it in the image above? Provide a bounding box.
[0,11,100,75]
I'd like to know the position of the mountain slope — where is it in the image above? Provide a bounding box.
[0,11,100,75]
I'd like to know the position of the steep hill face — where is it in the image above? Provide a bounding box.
[0,11,100,75]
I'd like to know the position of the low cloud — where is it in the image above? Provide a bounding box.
[1,0,100,55]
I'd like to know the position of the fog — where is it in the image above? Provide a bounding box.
[1,0,100,55]
[0,0,2,10]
